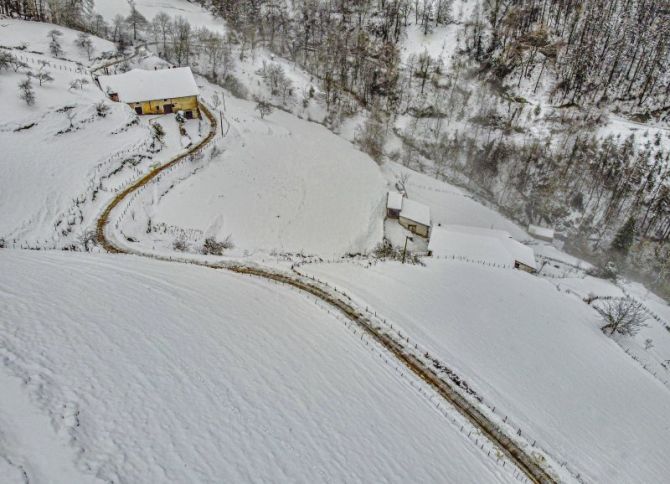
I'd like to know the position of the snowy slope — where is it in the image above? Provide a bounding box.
[94,0,226,36]
[0,22,151,247]
[0,250,514,483]
[146,89,387,256]
[384,163,529,240]
[302,259,670,483]
[0,18,115,63]
[0,19,212,249]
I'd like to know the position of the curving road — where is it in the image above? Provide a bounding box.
[93,68,558,484]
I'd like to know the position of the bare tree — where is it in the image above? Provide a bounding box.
[34,60,54,86]
[397,172,411,196]
[74,32,94,60]
[599,298,648,336]
[152,12,172,57]
[18,76,35,105]
[48,29,63,57]
[126,0,148,42]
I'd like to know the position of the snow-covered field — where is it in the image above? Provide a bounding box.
[0,250,515,483]
[0,18,115,63]
[0,21,151,247]
[300,259,670,483]
[130,84,387,257]
[0,19,210,249]
[3,3,670,483]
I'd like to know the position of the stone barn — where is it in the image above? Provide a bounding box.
[97,67,200,119]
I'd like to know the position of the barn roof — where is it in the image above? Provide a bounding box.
[428,225,536,270]
[98,67,199,103]
[387,191,404,210]
[400,199,430,226]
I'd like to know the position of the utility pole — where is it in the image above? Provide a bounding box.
[402,235,413,264]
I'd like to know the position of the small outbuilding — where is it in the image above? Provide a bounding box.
[399,199,431,238]
[428,225,537,273]
[386,192,404,219]
[97,67,200,118]
[528,224,555,243]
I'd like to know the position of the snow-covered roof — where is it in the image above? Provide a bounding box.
[400,199,430,226]
[528,224,555,240]
[98,67,199,103]
[387,192,403,210]
[428,225,536,270]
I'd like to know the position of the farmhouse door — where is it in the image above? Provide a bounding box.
[164,104,173,114]
[135,106,143,115]
[408,224,417,234]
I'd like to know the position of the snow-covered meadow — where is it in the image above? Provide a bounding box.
[299,258,670,483]
[0,250,516,483]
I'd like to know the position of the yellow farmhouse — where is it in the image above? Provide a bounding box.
[97,67,200,119]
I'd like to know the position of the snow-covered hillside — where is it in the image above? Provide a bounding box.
[300,259,670,483]
[0,250,515,483]
[95,0,226,36]
[2,2,670,483]
[150,91,386,256]
[0,20,208,249]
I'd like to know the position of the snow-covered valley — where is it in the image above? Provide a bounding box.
[1,1,670,483]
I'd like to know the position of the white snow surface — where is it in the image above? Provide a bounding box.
[0,18,115,62]
[97,67,199,103]
[150,90,387,256]
[94,0,226,36]
[429,225,537,270]
[387,191,403,210]
[0,250,513,483]
[0,21,152,247]
[302,259,670,483]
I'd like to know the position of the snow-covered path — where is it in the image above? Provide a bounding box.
[0,250,516,483]
[90,98,555,482]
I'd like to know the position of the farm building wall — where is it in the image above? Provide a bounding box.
[399,216,430,238]
[127,95,200,118]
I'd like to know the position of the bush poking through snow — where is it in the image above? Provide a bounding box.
[0,51,15,71]
[69,78,89,90]
[173,236,188,252]
[95,101,110,117]
[18,76,35,105]
[372,239,423,265]
[599,298,648,337]
[150,123,165,150]
[77,230,97,251]
[201,235,234,256]
[255,99,273,119]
